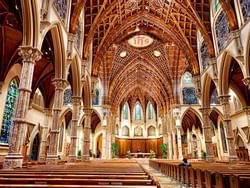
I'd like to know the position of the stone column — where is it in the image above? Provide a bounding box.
[46,79,67,164]
[39,108,51,161]
[3,47,41,169]
[102,126,107,159]
[82,108,92,161]
[176,127,183,160]
[172,131,177,159]
[199,107,214,162]
[68,96,81,162]
[218,95,238,162]
[167,132,173,159]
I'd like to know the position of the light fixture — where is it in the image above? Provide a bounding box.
[120,51,127,58]
[153,50,161,57]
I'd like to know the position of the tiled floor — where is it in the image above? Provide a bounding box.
[137,159,186,188]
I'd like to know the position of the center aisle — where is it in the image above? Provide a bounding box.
[137,159,184,188]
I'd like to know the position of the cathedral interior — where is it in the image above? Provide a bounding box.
[0,0,250,187]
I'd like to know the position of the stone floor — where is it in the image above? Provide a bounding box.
[137,159,186,188]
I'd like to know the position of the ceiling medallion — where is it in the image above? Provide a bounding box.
[128,35,154,48]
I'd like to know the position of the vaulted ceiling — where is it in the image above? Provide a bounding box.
[80,0,215,115]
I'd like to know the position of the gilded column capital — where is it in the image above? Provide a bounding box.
[72,96,82,105]
[218,95,230,105]
[18,46,42,62]
[52,79,68,90]
[83,108,93,116]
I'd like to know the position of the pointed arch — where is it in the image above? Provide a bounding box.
[202,74,219,107]
[39,22,66,79]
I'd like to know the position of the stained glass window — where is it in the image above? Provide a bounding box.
[0,79,19,143]
[200,41,209,71]
[92,89,99,105]
[148,103,153,119]
[215,11,230,52]
[240,0,250,22]
[53,0,68,24]
[122,104,128,120]
[75,21,82,50]
[210,88,219,104]
[63,88,72,105]
[182,72,192,84]
[135,102,141,120]
[182,87,198,104]
[215,0,220,12]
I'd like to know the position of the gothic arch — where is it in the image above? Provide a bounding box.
[82,75,92,108]
[180,107,202,124]
[39,22,66,79]
[21,0,39,47]
[67,56,81,97]
[202,74,218,107]
[219,52,246,95]
[245,30,250,76]
[27,124,41,158]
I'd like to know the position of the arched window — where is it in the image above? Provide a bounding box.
[0,79,19,143]
[147,102,154,120]
[210,88,219,104]
[63,88,72,105]
[182,72,192,84]
[122,104,128,120]
[148,126,156,136]
[135,102,142,120]
[92,89,99,105]
[122,126,129,136]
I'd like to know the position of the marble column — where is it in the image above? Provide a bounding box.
[172,131,177,159]
[68,96,81,162]
[176,127,183,160]
[218,95,238,162]
[46,79,67,164]
[3,47,41,169]
[39,108,51,161]
[167,132,173,159]
[82,108,92,161]
[199,107,214,162]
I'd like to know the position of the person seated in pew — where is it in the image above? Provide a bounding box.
[178,158,191,167]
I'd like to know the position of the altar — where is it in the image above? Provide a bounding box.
[130,152,151,158]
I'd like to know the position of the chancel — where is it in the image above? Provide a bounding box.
[0,0,250,187]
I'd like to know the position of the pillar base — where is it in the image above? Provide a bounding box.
[82,155,90,161]
[3,154,23,169]
[68,155,76,162]
[229,155,238,163]
[46,155,58,165]
[205,156,214,162]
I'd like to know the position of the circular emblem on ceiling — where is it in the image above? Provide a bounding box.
[128,35,154,48]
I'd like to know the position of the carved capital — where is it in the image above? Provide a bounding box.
[72,96,82,105]
[243,77,250,91]
[18,46,42,62]
[52,79,68,90]
[218,95,230,105]
[199,107,210,116]
[83,108,93,116]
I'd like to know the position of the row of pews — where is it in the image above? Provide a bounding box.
[149,159,250,188]
[0,160,158,188]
